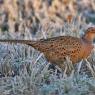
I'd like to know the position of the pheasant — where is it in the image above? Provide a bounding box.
[0,27,95,71]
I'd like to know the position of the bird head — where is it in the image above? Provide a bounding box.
[83,27,95,43]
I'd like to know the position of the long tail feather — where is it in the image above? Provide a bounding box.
[0,39,36,46]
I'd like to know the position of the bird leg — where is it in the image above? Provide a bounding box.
[65,56,74,71]
[63,56,74,75]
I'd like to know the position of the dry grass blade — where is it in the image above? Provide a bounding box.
[85,59,95,77]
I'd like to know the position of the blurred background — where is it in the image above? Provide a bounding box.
[0,0,95,39]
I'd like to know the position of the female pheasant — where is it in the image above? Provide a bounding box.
[0,27,95,70]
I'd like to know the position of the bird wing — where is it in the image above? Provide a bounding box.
[37,36,82,63]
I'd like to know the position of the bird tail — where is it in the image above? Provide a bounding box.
[0,39,44,51]
[0,39,36,46]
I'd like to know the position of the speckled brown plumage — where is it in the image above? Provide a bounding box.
[0,27,95,70]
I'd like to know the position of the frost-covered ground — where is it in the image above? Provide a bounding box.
[0,20,95,95]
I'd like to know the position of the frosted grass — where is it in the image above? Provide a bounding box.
[0,18,95,95]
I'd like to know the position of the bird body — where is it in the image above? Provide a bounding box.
[0,27,95,70]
